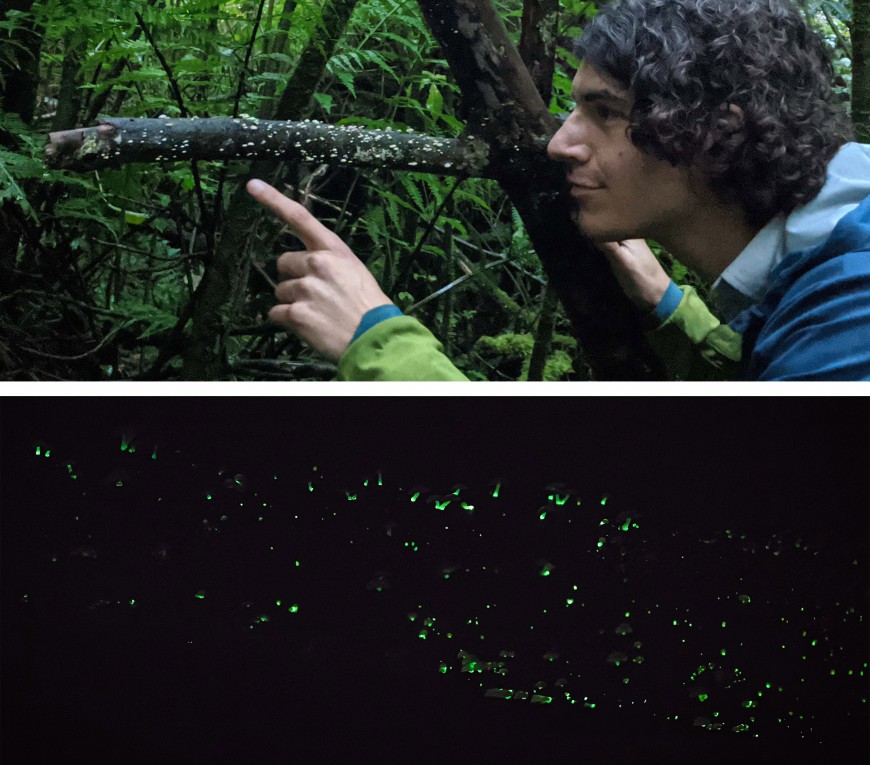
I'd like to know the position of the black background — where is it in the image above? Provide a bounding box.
[2,397,868,763]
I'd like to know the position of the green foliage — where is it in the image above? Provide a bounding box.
[0,0,855,379]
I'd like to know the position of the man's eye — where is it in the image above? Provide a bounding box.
[597,105,613,120]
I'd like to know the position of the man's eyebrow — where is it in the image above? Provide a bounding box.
[572,88,630,107]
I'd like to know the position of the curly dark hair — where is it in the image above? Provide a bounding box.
[575,0,854,227]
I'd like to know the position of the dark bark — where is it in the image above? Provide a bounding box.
[854,0,869,142]
[519,0,558,101]
[0,0,43,125]
[51,35,86,132]
[417,0,663,379]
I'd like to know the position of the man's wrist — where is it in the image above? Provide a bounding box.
[653,280,684,323]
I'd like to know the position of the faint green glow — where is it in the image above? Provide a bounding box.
[195,591,205,599]
[624,611,630,618]
[698,694,708,702]
[566,598,575,605]
[492,482,501,498]
[620,518,631,531]
[276,600,282,606]
[378,472,383,486]
[289,604,299,613]
[45,449,51,458]
[742,700,756,708]
[461,502,475,511]
[539,511,547,521]
[434,500,450,510]
[308,482,314,492]
[721,621,727,628]
[418,629,428,639]
[738,594,751,604]
[129,599,136,605]
[346,493,357,501]
[596,538,605,548]
[452,488,461,496]
[531,694,553,704]
[555,495,568,506]
[600,496,608,506]
[721,649,727,656]
[206,494,212,500]
[363,480,369,487]
[439,664,448,674]
[121,439,128,452]
[830,669,836,676]
[411,492,420,502]
[811,639,817,646]
[115,480,124,487]
[151,450,157,460]
[295,560,300,567]
[35,446,41,456]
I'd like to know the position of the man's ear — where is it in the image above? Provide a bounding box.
[703,103,746,154]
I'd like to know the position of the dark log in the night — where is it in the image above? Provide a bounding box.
[45,117,493,176]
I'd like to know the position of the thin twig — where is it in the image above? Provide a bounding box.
[20,323,127,361]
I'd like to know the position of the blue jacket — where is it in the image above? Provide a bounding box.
[732,194,870,380]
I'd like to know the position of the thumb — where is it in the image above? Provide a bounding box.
[246,178,348,253]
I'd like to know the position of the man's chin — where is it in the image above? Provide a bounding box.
[570,209,623,244]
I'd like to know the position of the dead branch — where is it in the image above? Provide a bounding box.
[45,117,493,176]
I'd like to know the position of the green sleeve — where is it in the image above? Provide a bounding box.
[336,316,469,381]
[646,286,743,380]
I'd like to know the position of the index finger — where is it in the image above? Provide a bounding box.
[246,179,347,253]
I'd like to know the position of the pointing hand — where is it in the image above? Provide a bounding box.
[246,178,394,362]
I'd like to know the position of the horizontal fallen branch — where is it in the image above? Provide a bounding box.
[45,117,493,176]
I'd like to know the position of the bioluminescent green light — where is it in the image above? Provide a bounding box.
[151,450,157,460]
[600,496,608,505]
[346,493,357,501]
[129,599,136,605]
[620,518,631,531]
[721,621,727,628]
[276,600,282,606]
[439,664,448,674]
[120,439,128,452]
[531,694,553,704]
[452,488,461,496]
[410,492,420,502]
[363,479,369,487]
[289,604,299,613]
[44,449,51,458]
[596,538,605,548]
[295,560,300,567]
[739,594,751,604]
[434,500,450,510]
[377,472,383,486]
[742,700,756,708]
[698,694,708,702]
[555,495,568,506]
[539,511,547,521]
[566,598,574,605]
[195,591,205,599]
[418,629,428,639]
[115,480,124,487]
[624,611,630,618]
[492,482,501,498]
[461,502,474,511]
[35,446,41,456]
[721,649,727,656]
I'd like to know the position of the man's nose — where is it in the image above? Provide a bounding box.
[547,116,590,163]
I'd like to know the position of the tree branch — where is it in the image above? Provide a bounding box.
[45,117,493,176]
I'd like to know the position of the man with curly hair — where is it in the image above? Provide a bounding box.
[247,0,869,380]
